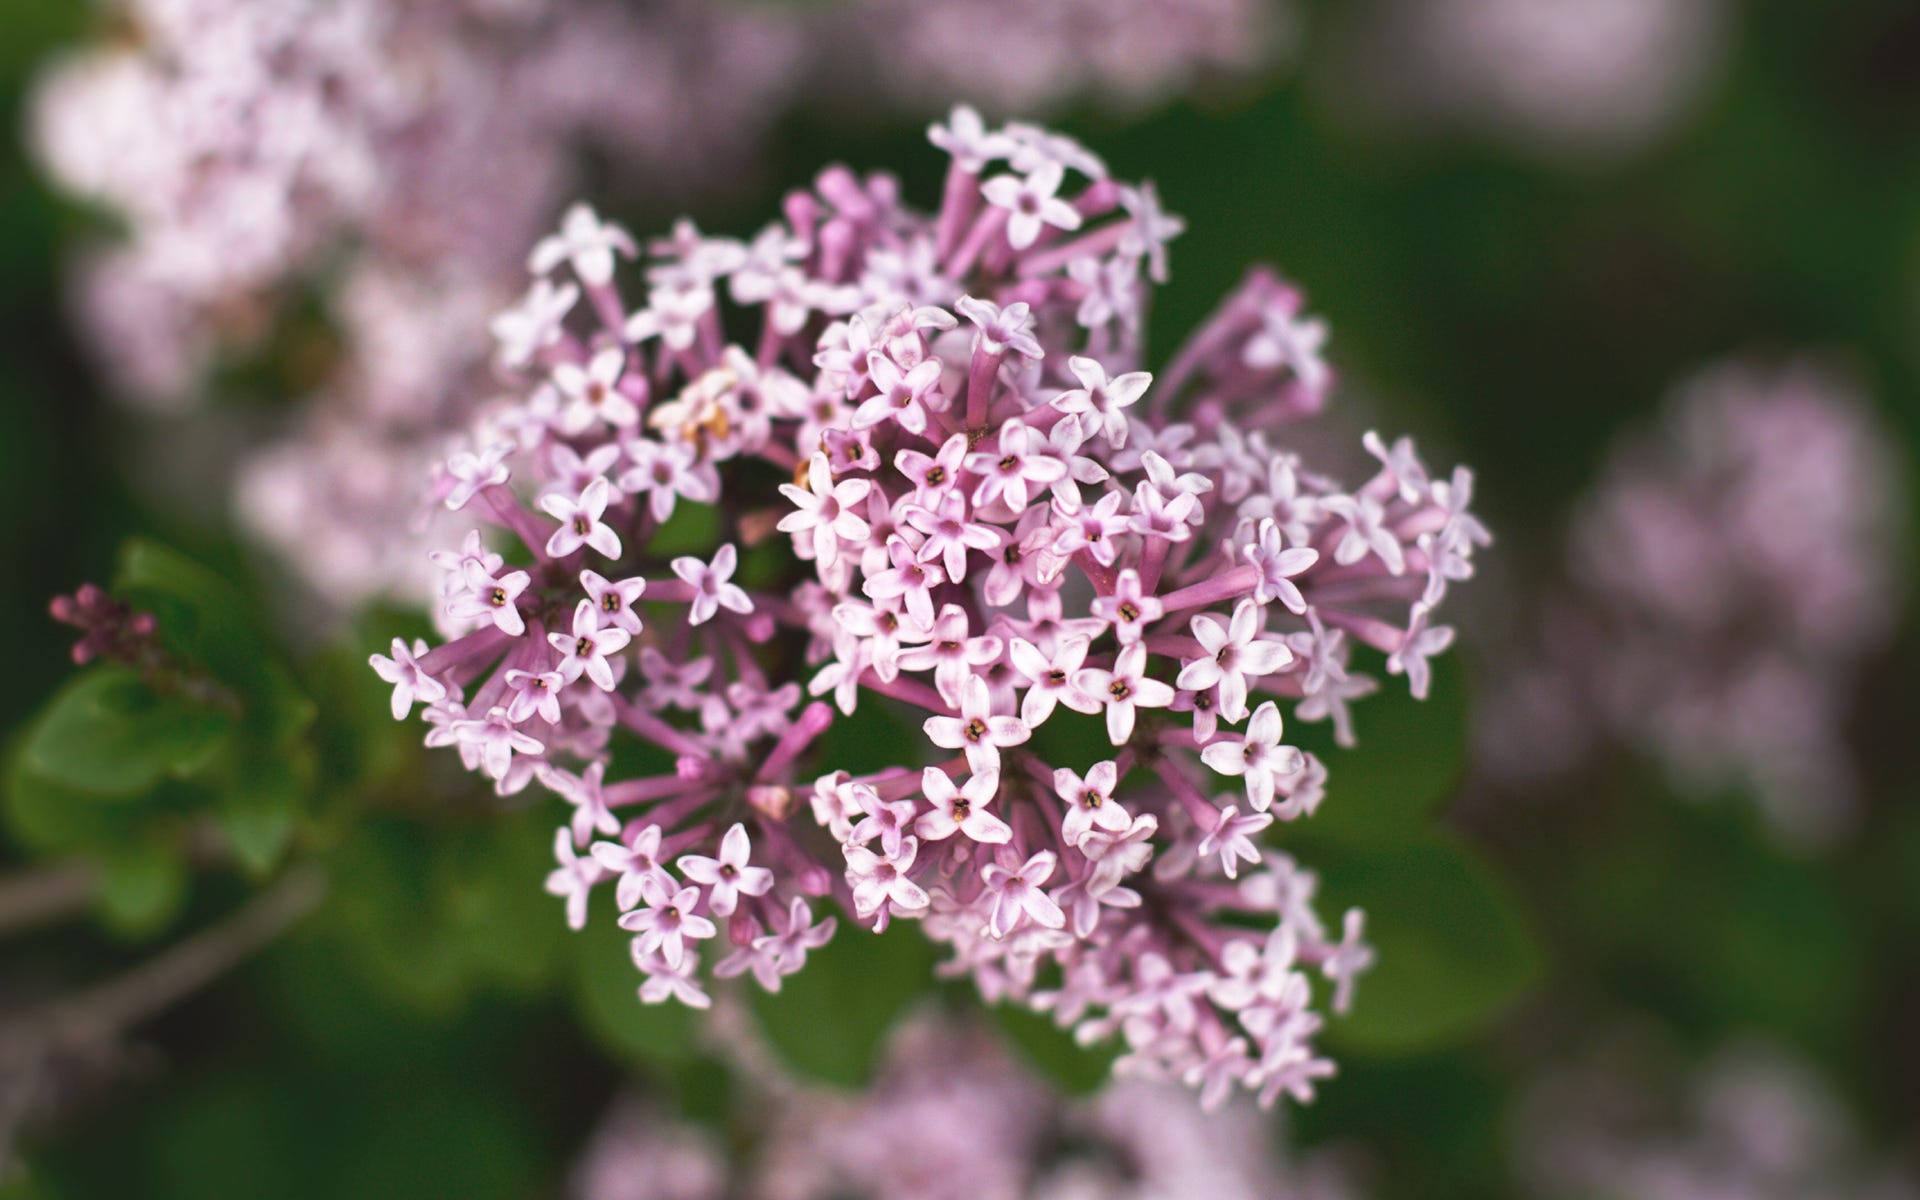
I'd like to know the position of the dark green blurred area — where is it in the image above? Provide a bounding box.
[4,0,1919,1196]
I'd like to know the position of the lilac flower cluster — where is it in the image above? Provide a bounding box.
[1515,1033,1918,1200]
[1477,361,1905,848]
[373,110,1485,1105]
[573,1012,1362,1200]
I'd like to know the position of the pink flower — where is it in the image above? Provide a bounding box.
[447,562,531,636]
[898,604,1003,707]
[549,599,632,691]
[553,347,638,432]
[927,104,1011,174]
[1053,355,1152,448]
[981,161,1083,250]
[530,202,636,288]
[579,569,646,636]
[845,838,931,920]
[1200,701,1302,812]
[778,452,873,569]
[505,667,565,725]
[981,849,1065,937]
[1178,597,1293,721]
[956,295,1043,360]
[1388,603,1455,701]
[618,879,717,970]
[1007,635,1100,726]
[1363,429,1431,504]
[854,352,944,434]
[1243,294,1329,393]
[493,280,578,369]
[895,431,970,500]
[1075,642,1176,744]
[544,827,604,931]
[1054,761,1132,847]
[899,490,1001,583]
[364,114,1481,1105]
[619,437,718,525]
[676,822,774,918]
[916,768,1012,843]
[624,279,712,352]
[1197,805,1274,879]
[589,823,672,912]
[671,544,752,625]
[965,419,1068,513]
[864,535,946,628]
[541,476,623,559]
[454,705,544,781]
[369,637,445,719]
[923,674,1032,776]
[1325,494,1405,575]
[1243,517,1319,613]
[1090,569,1165,645]
[544,761,620,845]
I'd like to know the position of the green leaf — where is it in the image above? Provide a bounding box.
[97,840,189,935]
[113,539,314,746]
[113,539,254,666]
[319,812,564,1012]
[217,748,312,875]
[990,1002,1117,1094]
[5,752,140,853]
[1319,833,1541,1056]
[436,810,567,995]
[749,916,936,1086]
[21,666,234,796]
[1288,656,1469,847]
[322,819,467,1011]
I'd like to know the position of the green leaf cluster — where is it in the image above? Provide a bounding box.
[6,541,318,931]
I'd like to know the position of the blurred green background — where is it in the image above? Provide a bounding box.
[3,0,1918,1196]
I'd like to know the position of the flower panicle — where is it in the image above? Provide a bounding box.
[374,108,1487,1106]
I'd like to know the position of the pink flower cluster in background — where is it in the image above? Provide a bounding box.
[828,0,1287,118]
[573,1012,1362,1200]
[1477,361,1906,849]
[1514,1031,1919,1200]
[1329,0,1729,162]
[32,0,799,405]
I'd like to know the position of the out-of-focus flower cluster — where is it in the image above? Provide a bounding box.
[573,1012,1362,1200]
[1514,1033,1919,1200]
[371,110,1485,1106]
[33,0,799,405]
[1333,0,1729,161]
[827,0,1288,118]
[1478,361,1906,849]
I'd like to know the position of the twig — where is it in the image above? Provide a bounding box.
[0,865,325,1065]
[0,863,99,940]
